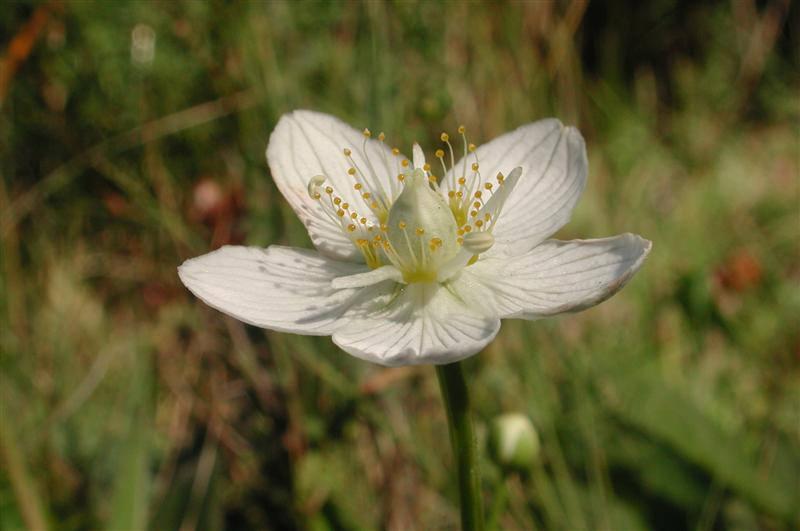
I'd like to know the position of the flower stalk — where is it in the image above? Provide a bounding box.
[436,361,484,531]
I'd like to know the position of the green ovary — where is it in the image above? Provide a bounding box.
[385,169,459,283]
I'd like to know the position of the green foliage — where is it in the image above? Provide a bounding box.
[1,0,798,529]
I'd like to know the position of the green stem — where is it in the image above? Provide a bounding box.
[436,361,484,531]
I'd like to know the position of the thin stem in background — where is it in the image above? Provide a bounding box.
[0,407,50,530]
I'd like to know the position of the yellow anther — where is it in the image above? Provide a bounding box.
[325,186,333,194]
[398,221,407,229]
[435,149,445,158]
[363,128,371,137]
[458,177,466,185]
[458,229,465,236]
[354,183,363,190]
[348,167,356,175]
[312,192,321,199]
[464,225,472,232]
[380,223,388,232]
[337,209,345,217]
[378,132,385,141]
[415,227,425,236]
[356,238,368,246]
[440,132,450,142]
[473,201,481,208]
[360,217,367,224]
[470,210,478,217]
[456,191,463,198]
[458,125,465,134]
[457,237,464,245]
[333,197,342,205]
[371,201,379,209]
[484,213,492,220]
[347,224,356,232]
[343,148,352,156]
[448,190,456,198]
[362,192,371,199]
[401,160,409,167]
[391,147,400,155]
[423,163,431,171]
[497,173,505,183]
[428,175,437,183]
[475,220,484,228]
[471,162,479,171]
[373,234,382,242]
[484,182,493,190]
[351,212,358,219]
[474,191,482,198]
[397,174,405,181]
[468,143,476,152]
[342,202,349,209]
[431,237,442,247]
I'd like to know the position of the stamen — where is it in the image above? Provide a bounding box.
[344,147,390,219]
[307,174,383,268]
[360,133,387,206]
[307,126,517,280]
[435,150,449,184]
[376,132,398,198]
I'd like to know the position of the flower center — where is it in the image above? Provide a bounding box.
[306,126,521,282]
[385,168,458,283]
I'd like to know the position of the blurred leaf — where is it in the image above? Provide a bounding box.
[107,351,153,531]
[600,357,799,520]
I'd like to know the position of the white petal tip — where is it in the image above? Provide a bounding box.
[412,142,426,169]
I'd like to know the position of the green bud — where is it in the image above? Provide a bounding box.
[488,413,540,472]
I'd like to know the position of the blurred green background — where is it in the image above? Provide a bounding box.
[2,1,799,529]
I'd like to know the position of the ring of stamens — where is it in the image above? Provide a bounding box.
[305,125,514,276]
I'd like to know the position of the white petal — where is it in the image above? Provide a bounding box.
[331,265,403,289]
[445,119,587,254]
[333,280,501,366]
[412,142,426,169]
[266,110,408,261]
[178,245,368,334]
[462,234,651,318]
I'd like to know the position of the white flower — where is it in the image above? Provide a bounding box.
[178,110,651,367]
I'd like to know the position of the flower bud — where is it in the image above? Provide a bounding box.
[488,413,540,472]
